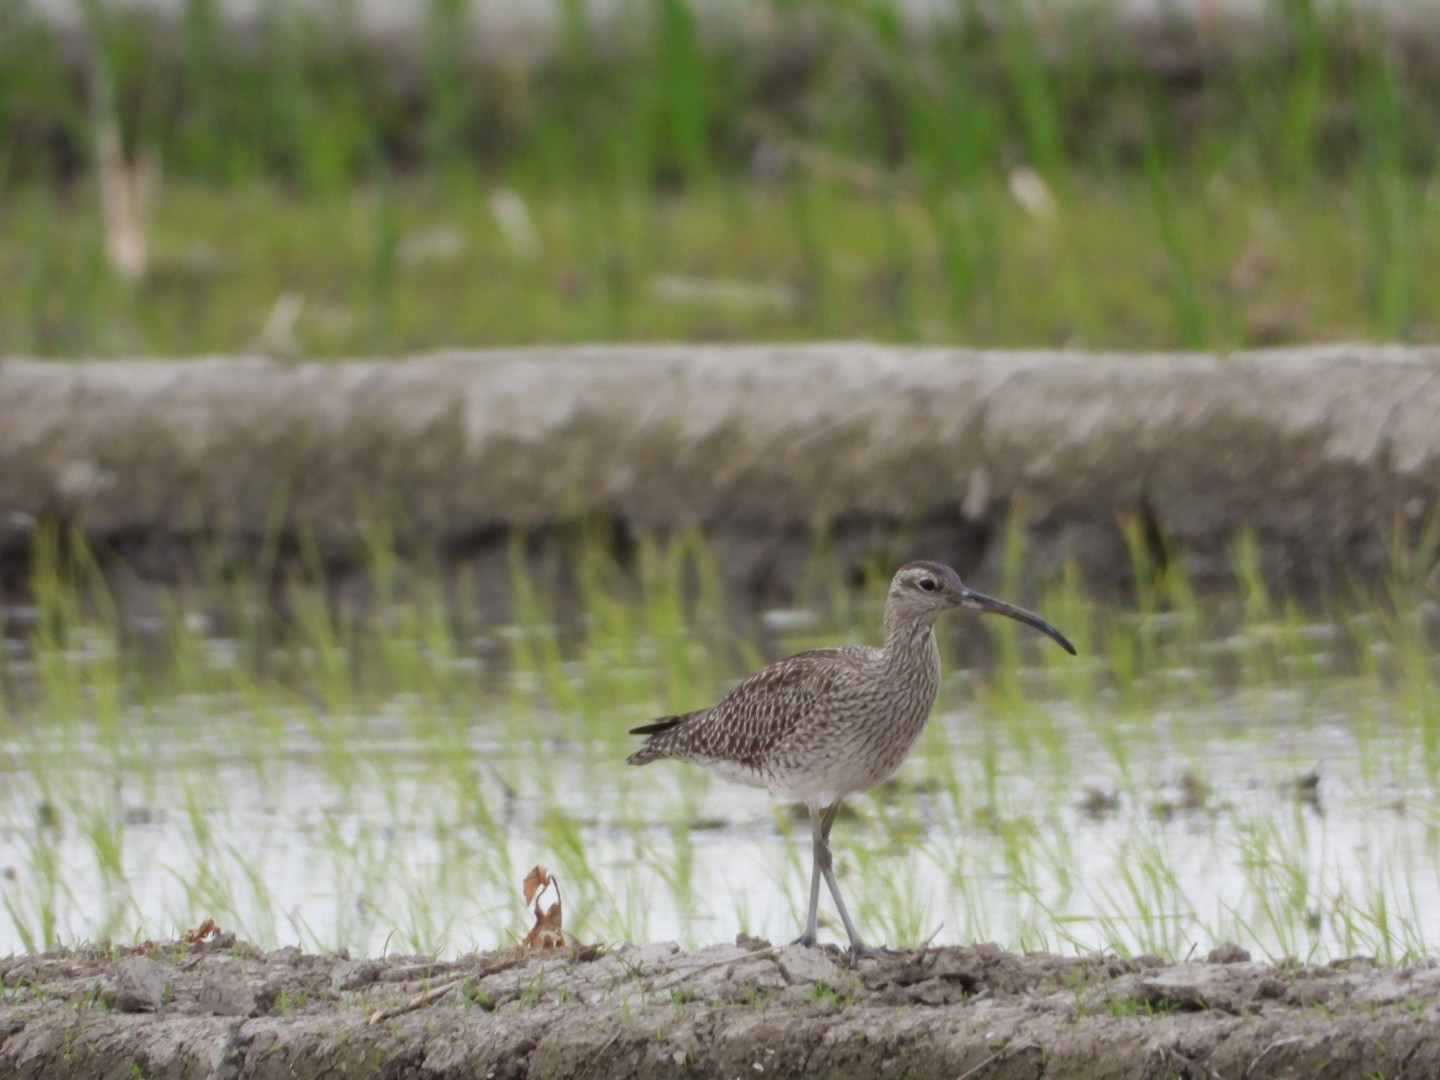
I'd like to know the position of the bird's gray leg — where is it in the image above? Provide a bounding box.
[792,802,824,947]
[814,799,872,961]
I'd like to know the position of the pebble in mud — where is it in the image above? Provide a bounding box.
[773,944,841,986]
[112,956,167,1013]
[1208,942,1252,964]
[197,969,261,1017]
[331,960,385,991]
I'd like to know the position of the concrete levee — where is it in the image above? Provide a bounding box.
[1,345,1437,598]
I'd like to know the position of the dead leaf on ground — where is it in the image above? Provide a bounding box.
[182,917,221,944]
[521,865,565,949]
[522,865,551,907]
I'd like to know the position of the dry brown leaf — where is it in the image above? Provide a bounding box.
[181,917,220,944]
[521,865,565,948]
[523,901,565,949]
[522,865,552,908]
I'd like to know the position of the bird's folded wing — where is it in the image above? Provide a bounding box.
[672,647,864,767]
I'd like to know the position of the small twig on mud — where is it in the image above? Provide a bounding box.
[955,1040,1038,1080]
[913,923,944,961]
[1185,942,1198,962]
[636,944,783,996]
[645,946,777,985]
[368,977,468,1024]
[365,951,534,1025]
[1244,1036,1303,1078]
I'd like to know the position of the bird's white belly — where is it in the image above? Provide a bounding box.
[701,758,772,792]
[694,753,897,807]
[763,730,922,806]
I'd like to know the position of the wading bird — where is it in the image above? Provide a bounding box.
[628,561,1076,962]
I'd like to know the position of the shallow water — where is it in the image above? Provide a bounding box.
[3,661,1435,961]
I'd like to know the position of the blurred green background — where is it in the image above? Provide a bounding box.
[5,3,1440,963]
[3,0,1438,359]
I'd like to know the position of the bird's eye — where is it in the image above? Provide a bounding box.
[918,577,938,592]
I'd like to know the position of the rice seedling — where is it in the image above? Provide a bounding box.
[0,513,1437,960]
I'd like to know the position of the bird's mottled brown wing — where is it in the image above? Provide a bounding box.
[627,647,871,768]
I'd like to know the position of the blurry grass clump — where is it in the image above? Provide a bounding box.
[1,0,1439,354]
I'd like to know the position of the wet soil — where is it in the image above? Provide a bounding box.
[2,936,1437,1079]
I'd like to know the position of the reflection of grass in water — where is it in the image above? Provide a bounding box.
[0,518,1437,960]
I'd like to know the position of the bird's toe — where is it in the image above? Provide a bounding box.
[848,943,908,966]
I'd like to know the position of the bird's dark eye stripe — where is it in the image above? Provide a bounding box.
[918,577,937,591]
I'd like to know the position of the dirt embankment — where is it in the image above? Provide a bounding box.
[2,936,1437,1079]
[2,346,1439,600]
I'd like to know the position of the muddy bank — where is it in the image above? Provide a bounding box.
[1,346,1439,601]
[2,936,1437,1079]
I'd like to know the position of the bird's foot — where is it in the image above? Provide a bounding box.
[847,942,908,967]
[790,931,819,948]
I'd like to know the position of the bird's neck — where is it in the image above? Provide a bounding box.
[882,613,939,671]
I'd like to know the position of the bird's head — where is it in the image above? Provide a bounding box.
[888,561,1077,655]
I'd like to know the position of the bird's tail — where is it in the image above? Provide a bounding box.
[626,711,702,766]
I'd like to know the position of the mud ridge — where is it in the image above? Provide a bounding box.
[2,346,1439,602]
[3,936,1438,1079]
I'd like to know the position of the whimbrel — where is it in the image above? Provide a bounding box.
[627,561,1076,961]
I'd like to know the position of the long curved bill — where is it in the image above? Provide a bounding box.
[960,588,1077,655]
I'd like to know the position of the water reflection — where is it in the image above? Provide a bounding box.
[2,683,1434,961]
